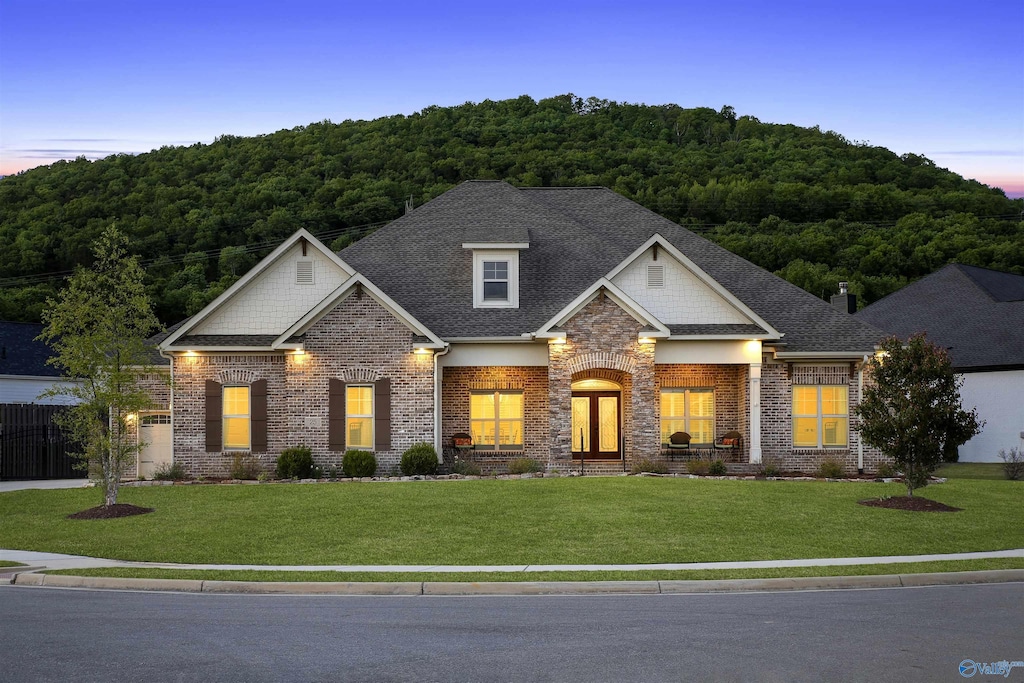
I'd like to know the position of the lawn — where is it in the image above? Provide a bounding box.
[0,477,1021,566]
[935,462,1009,480]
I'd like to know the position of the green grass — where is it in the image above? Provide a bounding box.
[1,478,1021,566]
[44,558,1024,583]
[935,462,1008,480]
[0,561,24,567]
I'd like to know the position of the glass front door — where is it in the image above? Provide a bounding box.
[571,391,620,459]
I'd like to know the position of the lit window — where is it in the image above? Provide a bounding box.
[470,391,523,450]
[660,389,714,445]
[793,385,848,448]
[223,386,251,450]
[346,385,373,449]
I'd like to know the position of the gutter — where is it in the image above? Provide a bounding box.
[159,349,175,468]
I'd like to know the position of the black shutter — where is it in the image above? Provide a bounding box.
[205,380,222,452]
[251,379,268,452]
[328,379,346,452]
[374,378,391,451]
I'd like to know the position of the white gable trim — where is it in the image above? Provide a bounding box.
[273,274,445,349]
[605,234,783,339]
[161,229,355,349]
[534,278,671,339]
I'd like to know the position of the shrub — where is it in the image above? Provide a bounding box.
[342,449,377,478]
[507,457,543,474]
[816,458,845,479]
[276,446,314,479]
[708,460,728,476]
[759,456,782,477]
[631,458,669,475]
[400,443,439,476]
[153,461,186,481]
[686,459,709,475]
[230,453,262,480]
[998,447,1024,481]
[875,461,898,478]
[450,458,482,476]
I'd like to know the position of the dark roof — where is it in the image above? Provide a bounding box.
[667,324,770,336]
[339,181,883,353]
[176,334,280,347]
[855,264,1024,370]
[0,321,60,377]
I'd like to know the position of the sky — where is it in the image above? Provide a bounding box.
[1,0,1022,196]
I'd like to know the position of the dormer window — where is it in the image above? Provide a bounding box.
[466,246,523,309]
[483,261,509,302]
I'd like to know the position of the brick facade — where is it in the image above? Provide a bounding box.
[170,293,433,477]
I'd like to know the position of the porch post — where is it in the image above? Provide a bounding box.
[749,363,762,463]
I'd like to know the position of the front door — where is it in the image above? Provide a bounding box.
[571,391,620,459]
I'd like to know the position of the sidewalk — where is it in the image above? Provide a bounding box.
[3,547,1022,573]
[0,479,90,493]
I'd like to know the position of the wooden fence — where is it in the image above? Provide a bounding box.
[0,404,84,480]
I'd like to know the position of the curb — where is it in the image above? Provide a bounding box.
[10,569,1024,595]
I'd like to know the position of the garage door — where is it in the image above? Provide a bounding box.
[138,414,171,479]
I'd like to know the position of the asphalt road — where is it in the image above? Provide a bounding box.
[1,583,1021,682]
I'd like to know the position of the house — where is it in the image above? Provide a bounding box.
[855,264,1024,463]
[155,181,887,477]
[0,321,83,480]
[0,321,79,405]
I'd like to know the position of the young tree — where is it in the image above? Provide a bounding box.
[39,225,162,507]
[856,334,982,496]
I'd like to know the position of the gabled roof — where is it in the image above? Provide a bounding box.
[856,264,1024,370]
[161,229,355,349]
[0,321,59,377]
[273,273,446,349]
[534,278,671,339]
[339,181,884,353]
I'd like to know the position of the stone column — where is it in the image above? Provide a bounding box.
[631,340,659,461]
[547,340,572,462]
[749,363,762,463]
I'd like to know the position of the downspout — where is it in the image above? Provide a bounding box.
[159,349,175,466]
[857,355,867,474]
[433,344,451,460]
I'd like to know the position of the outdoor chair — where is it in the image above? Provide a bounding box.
[665,431,691,458]
[714,430,742,455]
[451,432,474,451]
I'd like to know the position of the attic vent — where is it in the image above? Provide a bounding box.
[647,264,665,289]
[296,260,314,285]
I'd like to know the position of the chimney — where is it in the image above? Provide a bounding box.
[830,281,857,314]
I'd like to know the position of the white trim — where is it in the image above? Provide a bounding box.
[272,273,445,349]
[604,234,783,340]
[534,278,670,338]
[444,336,538,343]
[472,250,520,309]
[161,229,355,349]
[775,352,871,360]
[164,346,283,352]
[462,242,529,250]
[666,334,774,341]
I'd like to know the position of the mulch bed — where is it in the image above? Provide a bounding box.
[858,496,962,512]
[67,504,154,520]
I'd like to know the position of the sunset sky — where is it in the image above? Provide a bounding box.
[2,0,1022,196]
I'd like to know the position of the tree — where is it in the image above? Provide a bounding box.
[39,225,162,507]
[855,334,982,496]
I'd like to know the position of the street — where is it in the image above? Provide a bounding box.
[1,583,1020,682]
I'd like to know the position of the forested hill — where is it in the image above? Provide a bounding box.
[1,94,1020,325]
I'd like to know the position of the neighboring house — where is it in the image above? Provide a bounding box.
[855,264,1024,463]
[0,321,78,405]
[157,181,887,477]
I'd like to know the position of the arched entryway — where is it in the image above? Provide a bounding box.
[570,377,622,460]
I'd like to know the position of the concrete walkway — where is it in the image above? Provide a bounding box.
[0,479,90,493]
[3,547,1022,573]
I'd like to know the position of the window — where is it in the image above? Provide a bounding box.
[660,389,714,444]
[482,261,509,301]
[346,385,374,449]
[223,386,251,450]
[793,385,848,448]
[471,250,520,308]
[470,391,523,450]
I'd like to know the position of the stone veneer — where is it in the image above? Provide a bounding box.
[171,293,433,477]
[547,294,659,467]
